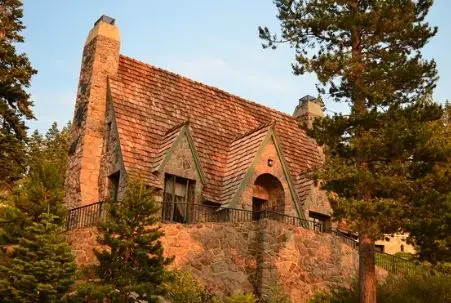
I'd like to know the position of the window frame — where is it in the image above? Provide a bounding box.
[163,174,195,222]
[309,211,331,232]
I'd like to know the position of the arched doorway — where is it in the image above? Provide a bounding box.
[252,173,285,219]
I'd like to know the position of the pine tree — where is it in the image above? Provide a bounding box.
[404,103,451,264]
[0,212,76,302]
[0,0,37,186]
[13,122,71,222]
[74,179,173,303]
[443,100,450,125]
[259,1,439,302]
[1,122,71,244]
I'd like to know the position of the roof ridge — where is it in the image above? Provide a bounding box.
[118,54,298,122]
[164,120,189,135]
[232,120,274,142]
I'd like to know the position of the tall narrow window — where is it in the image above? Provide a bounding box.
[162,174,195,223]
[108,171,120,202]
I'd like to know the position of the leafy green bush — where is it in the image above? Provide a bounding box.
[262,284,292,303]
[309,274,451,303]
[224,293,257,303]
[165,270,218,303]
[164,270,291,303]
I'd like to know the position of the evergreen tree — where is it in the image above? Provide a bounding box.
[74,179,173,303]
[443,100,450,125]
[1,122,71,244]
[13,122,71,222]
[259,1,439,302]
[0,0,37,186]
[0,212,76,302]
[405,105,451,264]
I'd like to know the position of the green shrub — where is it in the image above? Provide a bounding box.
[165,271,291,303]
[165,270,218,303]
[224,293,257,303]
[262,284,292,303]
[380,274,451,303]
[309,274,451,303]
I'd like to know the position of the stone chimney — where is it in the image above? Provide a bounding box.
[64,16,120,209]
[293,95,324,129]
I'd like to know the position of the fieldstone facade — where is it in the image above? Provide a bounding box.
[65,17,120,209]
[67,219,365,302]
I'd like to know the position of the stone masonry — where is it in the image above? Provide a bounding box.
[237,135,298,217]
[67,220,361,302]
[64,17,120,209]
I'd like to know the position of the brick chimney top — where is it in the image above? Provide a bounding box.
[293,95,324,128]
[299,95,316,103]
[94,15,115,26]
[86,15,120,46]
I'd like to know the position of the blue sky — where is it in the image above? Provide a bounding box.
[22,1,451,132]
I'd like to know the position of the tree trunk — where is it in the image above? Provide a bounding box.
[359,232,376,303]
[349,1,376,302]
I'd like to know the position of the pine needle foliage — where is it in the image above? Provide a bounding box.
[73,179,173,303]
[1,122,72,244]
[0,0,37,185]
[259,1,442,302]
[0,213,76,302]
[13,122,72,223]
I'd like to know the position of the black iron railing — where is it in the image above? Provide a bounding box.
[329,230,450,275]
[375,252,451,276]
[65,201,106,230]
[160,202,254,224]
[159,202,322,229]
[65,201,322,231]
[258,210,323,230]
[331,229,359,249]
[375,252,418,275]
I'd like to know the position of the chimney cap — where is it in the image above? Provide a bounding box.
[94,15,115,26]
[299,95,317,103]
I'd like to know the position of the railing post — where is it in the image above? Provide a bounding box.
[391,254,396,274]
[66,212,71,231]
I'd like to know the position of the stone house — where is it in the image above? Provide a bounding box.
[64,15,333,230]
[64,16,414,255]
[63,16,422,300]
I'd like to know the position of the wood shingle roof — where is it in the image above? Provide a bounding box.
[109,55,322,204]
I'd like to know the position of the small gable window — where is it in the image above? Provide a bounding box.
[162,174,196,223]
[309,211,331,232]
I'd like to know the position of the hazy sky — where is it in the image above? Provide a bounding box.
[22,1,451,132]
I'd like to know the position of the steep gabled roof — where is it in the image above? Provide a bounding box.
[217,123,272,204]
[109,55,322,204]
[152,121,206,184]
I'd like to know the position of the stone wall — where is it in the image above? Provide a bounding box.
[67,219,360,302]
